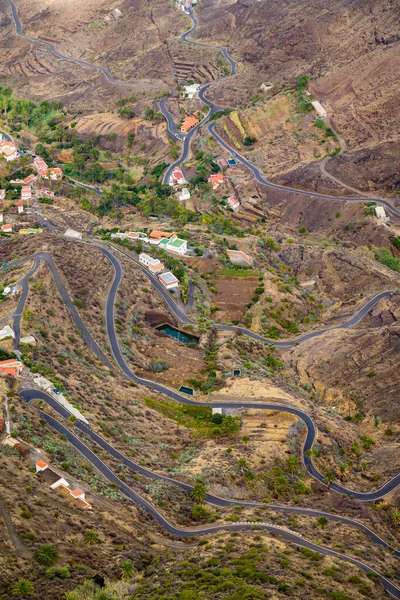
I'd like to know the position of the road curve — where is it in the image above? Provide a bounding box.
[19,387,400,559]
[105,242,395,350]
[8,246,399,501]
[159,8,400,215]
[7,0,169,92]
[24,407,400,598]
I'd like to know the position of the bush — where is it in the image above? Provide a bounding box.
[191,504,210,522]
[146,360,170,373]
[13,580,34,595]
[375,247,400,273]
[46,566,71,579]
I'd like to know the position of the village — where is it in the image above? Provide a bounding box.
[0,133,63,235]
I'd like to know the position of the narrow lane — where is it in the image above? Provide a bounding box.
[8,249,399,501]
[26,408,400,598]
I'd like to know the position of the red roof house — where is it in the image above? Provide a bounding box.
[208,173,225,190]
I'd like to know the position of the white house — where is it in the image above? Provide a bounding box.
[0,326,15,341]
[158,271,179,289]
[169,167,187,186]
[178,187,191,202]
[0,213,3,223]
[311,100,327,119]
[139,253,164,273]
[227,196,240,212]
[0,141,18,161]
[158,236,187,255]
[375,206,389,222]
[64,229,83,240]
[184,83,200,99]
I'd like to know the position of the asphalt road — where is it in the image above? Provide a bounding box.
[106,242,395,351]
[9,248,399,502]
[20,403,400,598]
[208,123,400,216]
[7,0,169,92]
[158,8,400,216]
[19,387,400,559]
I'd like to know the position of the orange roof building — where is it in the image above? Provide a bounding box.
[149,230,177,240]
[36,460,48,471]
[0,359,23,377]
[208,173,225,190]
[181,115,199,133]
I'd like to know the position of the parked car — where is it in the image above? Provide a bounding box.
[53,387,61,395]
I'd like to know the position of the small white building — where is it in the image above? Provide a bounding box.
[178,187,191,202]
[18,202,24,214]
[0,213,3,223]
[139,253,164,273]
[2,287,11,296]
[311,100,327,119]
[0,325,15,341]
[227,196,240,212]
[375,206,389,222]
[64,229,83,240]
[159,236,188,255]
[0,189,5,200]
[0,141,18,161]
[158,271,179,289]
[184,84,200,99]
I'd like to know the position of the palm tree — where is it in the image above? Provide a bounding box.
[336,461,353,480]
[13,580,34,595]
[191,481,207,505]
[36,544,59,566]
[285,455,299,475]
[317,516,328,529]
[83,530,102,546]
[121,560,135,580]
[236,457,248,475]
[323,470,335,489]
[391,509,400,527]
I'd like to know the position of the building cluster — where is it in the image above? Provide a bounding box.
[112,229,187,255]
[169,167,191,202]
[33,157,63,181]
[139,253,179,290]
[36,460,92,510]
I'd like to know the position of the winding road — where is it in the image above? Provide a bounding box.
[8,247,400,503]
[7,0,400,217]
[159,9,400,217]
[4,2,400,594]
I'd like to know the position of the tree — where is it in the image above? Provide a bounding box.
[242,435,250,448]
[336,461,353,480]
[36,544,59,566]
[391,509,400,527]
[285,455,299,475]
[83,530,102,546]
[191,480,207,505]
[236,457,248,475]
[317,516,328,529]
[13,580,34,595]
[121,560,134,580]
[323,470,335,488]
